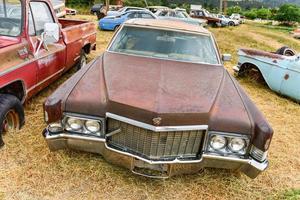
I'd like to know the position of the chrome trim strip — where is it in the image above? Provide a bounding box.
[46,133,106,142]
[46,130,259,165]
[106,112,208,132]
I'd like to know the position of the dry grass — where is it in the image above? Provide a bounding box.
[0,16,300,200]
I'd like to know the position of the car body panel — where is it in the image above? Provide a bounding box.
[237,48,300,101]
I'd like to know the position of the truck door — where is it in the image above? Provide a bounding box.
[280,58,300,100]
[29,1,66,90]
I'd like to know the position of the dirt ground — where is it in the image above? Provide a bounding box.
[0,16,300,200]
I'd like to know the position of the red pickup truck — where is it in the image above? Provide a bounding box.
[0,0,96,147]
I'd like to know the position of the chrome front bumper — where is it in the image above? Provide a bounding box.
[43,130,268,179]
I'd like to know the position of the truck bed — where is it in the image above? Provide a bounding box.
[58,18,97,69]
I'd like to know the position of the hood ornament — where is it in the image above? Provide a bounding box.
[152,117,162,126]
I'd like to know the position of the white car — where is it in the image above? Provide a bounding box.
[107,6,147,16]
[218,14,239,26]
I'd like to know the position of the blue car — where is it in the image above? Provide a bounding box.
[234,47,300,102]
[99,10,157,31]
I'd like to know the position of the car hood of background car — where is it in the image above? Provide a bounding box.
[64,52,253,134]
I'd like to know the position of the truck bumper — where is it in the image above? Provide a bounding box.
[43,129,268,179]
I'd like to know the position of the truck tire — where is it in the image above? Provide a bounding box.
[0,94,24,148]
[77,50,87,71]
[275,46,296,56]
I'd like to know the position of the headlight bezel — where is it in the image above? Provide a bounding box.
[48,113,105,137]
[205,131,250,157]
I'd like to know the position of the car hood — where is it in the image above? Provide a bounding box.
[64,52,252,134]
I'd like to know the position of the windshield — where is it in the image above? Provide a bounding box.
[0,0,22,37]
[109,26,219,65]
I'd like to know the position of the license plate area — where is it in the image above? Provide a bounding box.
[132,159,169,179]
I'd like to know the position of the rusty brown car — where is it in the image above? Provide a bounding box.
[43,19,273,179]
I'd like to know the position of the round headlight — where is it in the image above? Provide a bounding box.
[210,135,226,150]
[85,120,101,133]
[228,138,246,153]
[48,122,63,133]
[67,118,83,131]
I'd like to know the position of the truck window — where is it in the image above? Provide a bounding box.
[29,1,54,35]
[28,8,35,36]
[0,0,22,37]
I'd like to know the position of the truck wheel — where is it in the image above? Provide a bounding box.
[229,21,234,26]
[77,50,87,71]
[0,94,24,148]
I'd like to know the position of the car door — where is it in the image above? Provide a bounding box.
[279,58,300,100]
[28,1,66,90]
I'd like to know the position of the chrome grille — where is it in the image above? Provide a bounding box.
[106,118,205,161]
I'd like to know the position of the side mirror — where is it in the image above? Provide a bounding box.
[222,54,232,62]
[44,23,59,45]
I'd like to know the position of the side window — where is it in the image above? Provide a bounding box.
[30,2,54,35]
[141,13,154,19]
[159,11,168,16]
[28,8,35,36]
[127,13,138,19]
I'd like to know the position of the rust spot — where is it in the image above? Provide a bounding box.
[284,74,289,80]
[240,49,284,60]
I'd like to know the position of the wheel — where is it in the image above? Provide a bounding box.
[275,46,296,56]
[228,21,234,26]
[0,94,24,148]
[114,25,120,31]
[77,50,87,71]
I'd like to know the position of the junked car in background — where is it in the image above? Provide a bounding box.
[234,47,300,101]
[107,6,147,16]
[43,19,273,179]
[155,9,207,26]
[50,0,66,18]
[99,10,157,31]
[217,14,239,26]
[66,7,77,15]
[190,8,221,27]
[230,13,245,24]
[147,6,168,13]
[0,0,96,147]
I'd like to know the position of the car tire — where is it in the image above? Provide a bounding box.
[77,50,87,71]
[229,21,234,26]
[114,25,120,31]
[275,46,296,56]
[0,94,24,148]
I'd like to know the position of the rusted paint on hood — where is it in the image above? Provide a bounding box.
[240,48,284,60]
[64,52,253,134]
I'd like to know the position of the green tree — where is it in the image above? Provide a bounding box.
[276,4,300,22]
[256,8,271,19]
[227,6,242,16]
[244,9,257,20]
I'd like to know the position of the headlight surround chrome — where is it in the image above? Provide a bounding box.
[228,137,247,153]
[206,132,250,156]
[48,114,104,137]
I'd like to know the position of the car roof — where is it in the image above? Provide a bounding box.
[124,19,210,35]
[124,10,153,14]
